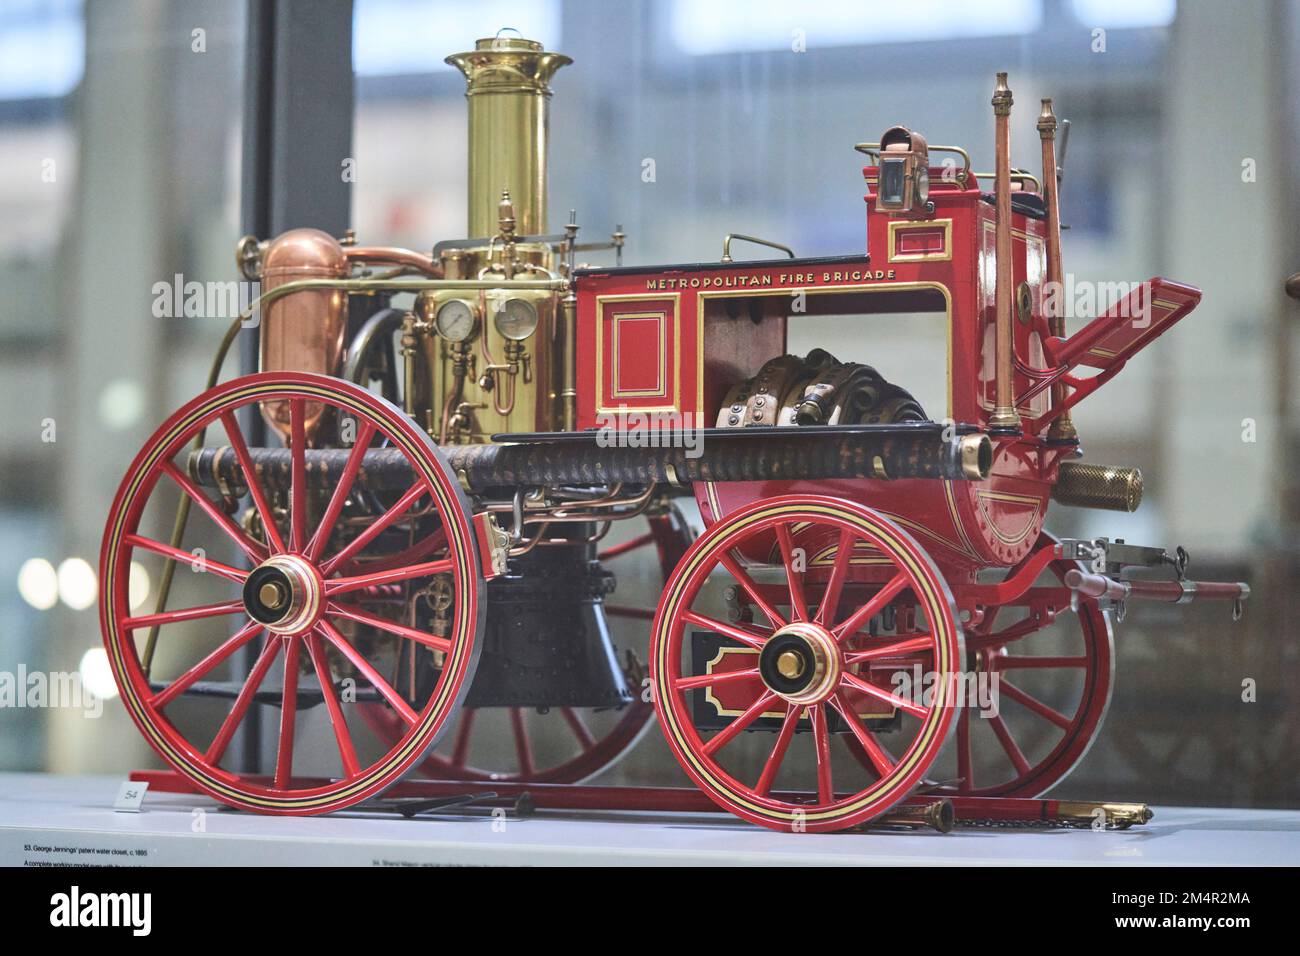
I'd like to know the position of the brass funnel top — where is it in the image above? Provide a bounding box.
[445,35,572,238]
[445,37,572,97]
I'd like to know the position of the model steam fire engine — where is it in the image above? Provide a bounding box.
[99,37,1249,832]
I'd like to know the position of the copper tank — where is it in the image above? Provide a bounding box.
[258,228,349,441]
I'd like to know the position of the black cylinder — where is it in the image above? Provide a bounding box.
[188,423,989,493]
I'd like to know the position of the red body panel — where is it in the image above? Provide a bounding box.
[574,170,1199,577]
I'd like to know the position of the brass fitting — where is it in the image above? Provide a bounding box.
[1052,462,1143,512]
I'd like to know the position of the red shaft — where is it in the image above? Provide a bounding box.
[1064,569,1248,604]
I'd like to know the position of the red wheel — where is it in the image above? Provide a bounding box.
[362,503,695,783]
[651,495,963,832]
[99,372,484,814]
[936,532,1113,797]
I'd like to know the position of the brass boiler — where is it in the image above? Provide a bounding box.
[253,35,573,443]
[412,36,573,442]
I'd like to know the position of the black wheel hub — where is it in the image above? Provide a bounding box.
[243,564,295,626]
[759,632,817,697]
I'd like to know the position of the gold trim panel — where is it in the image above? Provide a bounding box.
[887,218,953,263]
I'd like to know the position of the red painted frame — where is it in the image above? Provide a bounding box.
[573,167,1200,590]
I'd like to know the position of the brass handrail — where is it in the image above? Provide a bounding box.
[973,169,1042,193]
[856,142,972,188]
[720,233,796,263]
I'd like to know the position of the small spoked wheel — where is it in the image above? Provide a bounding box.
[99,372,483,814]
[650,495,963,833]
[936,531,1113,798]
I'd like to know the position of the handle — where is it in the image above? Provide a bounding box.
[720,233,796,263]
[1065,569,1250,606]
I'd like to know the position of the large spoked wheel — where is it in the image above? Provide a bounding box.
[364,504,695,783]
[99,372,484,815]
[651,495,963,833]
[937,531,1113,798]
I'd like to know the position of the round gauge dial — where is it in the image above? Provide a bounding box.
[434,299,478,342]
[495,298,539,341]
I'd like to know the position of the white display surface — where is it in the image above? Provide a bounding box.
[1,773,1296,866]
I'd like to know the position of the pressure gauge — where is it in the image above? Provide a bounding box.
[434,298,478,342]
[494,297,539,341]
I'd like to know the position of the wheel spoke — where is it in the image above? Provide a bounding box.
[680,610,770,651]
[1000,678,1073,730]
[317,619,418,725]
[219,410,285,554]
[814,529,855,626]
[833,572,910,641]
[841,670,928,719]
[674,667,761,691]
[150,619,262,709]
[561,708,596,749]
[844,634,934,664]
[977,604,1003,635]
[702,690,778,756]
[717,552,787,630]
[319,482,429,576]
[829,693,896,778]
[995,655,1087,670]
[305,631,360,778]
[124,599,245,631]
[956,706,973,792]
[510,708,535,775]
[206,635,281,765]
[161,461,267,564]
[125,533,247,583]
[328,602,452,653]
[774,523,808,622]
[451,709,475,766]
[755,703,801,796]
[274,637,301,789]
[305,420,376,561]
[966,616,1049,652]
[605,604,654,621]
[289,398,307,552]
[325,558,454,597]
[810,703,834,804]
[598,532,655,561]
[988,712,1031,775]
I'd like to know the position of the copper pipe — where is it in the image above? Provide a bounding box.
[989,73,1021,431]
[344,245,443,277]
[1039,98,1077,443]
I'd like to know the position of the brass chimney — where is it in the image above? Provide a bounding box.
[446,37,572,238]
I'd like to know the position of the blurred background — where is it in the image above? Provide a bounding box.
[1,0,1296,809]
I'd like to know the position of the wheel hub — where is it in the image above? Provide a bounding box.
[242,554,322,635]
[758,622,841,705]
